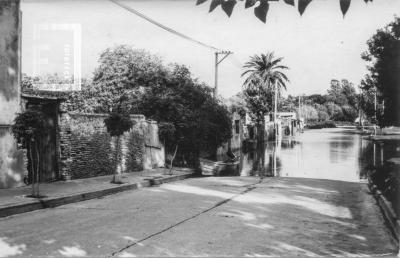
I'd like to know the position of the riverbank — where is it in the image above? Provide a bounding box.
[368,176,400,245]
[365,134,400,141]
[361,131,400,246]
[305,121,336,129]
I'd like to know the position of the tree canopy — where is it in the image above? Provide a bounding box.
[241,52,289,123]
[90,45,167,113]
[361,17,400,126]
[22,45,233,165]
[139,64,232,164]
[62,46,232,165]
[277,78,359,123]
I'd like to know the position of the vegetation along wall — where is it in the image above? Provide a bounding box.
[59,113,164,180]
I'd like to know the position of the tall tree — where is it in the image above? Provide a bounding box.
[139,64,232,165]
[241,52,289,123]
[90,45,167,113]
[359,74,378,122]
[362,17,400,126]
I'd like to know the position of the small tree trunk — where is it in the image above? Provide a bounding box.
[113,136,122,183]
[163,139,167,175]
[35,139,40,197]
[169,144,179,175]
[28,139,35,197]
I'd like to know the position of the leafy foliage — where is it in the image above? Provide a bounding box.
[22,45,233,166]
[196,0,373,23]
[224,92,248,117]
[90,45,167,113]
[341,104,358,122]
[241,52,289,123]
[359,74,377,122]
[297,105,318,121]
[278,78,359,123]
[243,82,274,123]
[104,112,133,137]
[314,104,329,121]
[11,110,50,190]
[21,73,75,91]
[139,64,232,163]
[361,17,400,126]
[11,110,50,145]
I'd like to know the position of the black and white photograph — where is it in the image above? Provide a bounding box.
[0,0,400,256]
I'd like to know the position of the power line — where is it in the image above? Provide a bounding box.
[230,54,244,69]
[108,0,220,51]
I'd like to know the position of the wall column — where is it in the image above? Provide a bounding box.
[0,0,25,188]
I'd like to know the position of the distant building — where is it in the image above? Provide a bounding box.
[217,111,244,158]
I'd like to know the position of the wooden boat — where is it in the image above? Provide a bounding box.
[199,158,240,176]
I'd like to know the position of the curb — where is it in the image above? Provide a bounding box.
[367,177,400,249]
[0,172,193,219]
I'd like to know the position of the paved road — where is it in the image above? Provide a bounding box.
[0,177,397,257]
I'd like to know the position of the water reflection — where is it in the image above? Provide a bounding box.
[232,128,370,182]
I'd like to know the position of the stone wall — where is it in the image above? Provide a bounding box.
[59,112,164,180]
[0,0,26,188]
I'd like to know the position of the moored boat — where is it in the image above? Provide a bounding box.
[199,158,240,176]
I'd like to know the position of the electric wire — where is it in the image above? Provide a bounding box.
[108,0,220,52]
[230,54,245,69]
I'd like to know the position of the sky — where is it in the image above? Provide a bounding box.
[21,0,400,98]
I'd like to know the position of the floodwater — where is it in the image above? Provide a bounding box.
[235,128,379,182]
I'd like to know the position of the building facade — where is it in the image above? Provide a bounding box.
[0,0,26,188]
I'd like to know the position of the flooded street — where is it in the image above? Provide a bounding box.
[238,128,370,182]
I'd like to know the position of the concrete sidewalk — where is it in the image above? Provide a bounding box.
[0,168,194,218]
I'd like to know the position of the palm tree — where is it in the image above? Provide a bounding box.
[242,52,289,94]
[242,52,289,139]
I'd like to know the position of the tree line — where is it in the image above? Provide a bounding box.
[360,16,400,127]
[281,79,359,123]
[22,45,232,167]
[227,77,360,126]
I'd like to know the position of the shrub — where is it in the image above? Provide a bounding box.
[104,112,133,183]
[305,121,336,129]
[104,112,133,137]
[11,110,50,197]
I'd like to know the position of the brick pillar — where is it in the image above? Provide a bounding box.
[59,112,72,180]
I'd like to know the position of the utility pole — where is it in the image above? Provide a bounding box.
[214,50,233,98]
[374,87,377,120]
[374,87,377,135]
[274,81,278,141]
[298,96,301,119]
